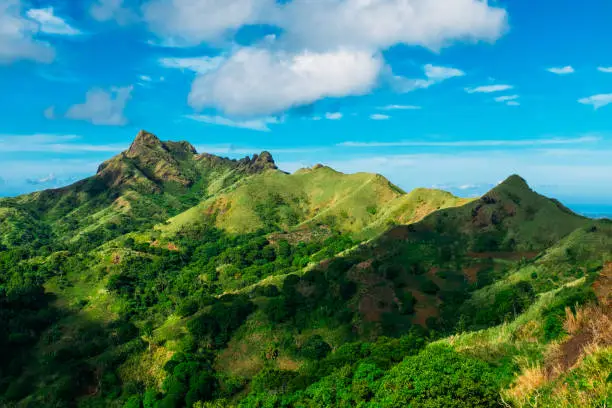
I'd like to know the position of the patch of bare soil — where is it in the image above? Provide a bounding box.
[467,251,539,261]
[410,290,440,327]
[386,226,410,240]
[593,262,612,304]
[358,285,396,323]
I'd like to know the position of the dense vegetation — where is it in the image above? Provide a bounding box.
[1,132,610,408]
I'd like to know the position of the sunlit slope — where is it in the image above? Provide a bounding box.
[161,165,471,236]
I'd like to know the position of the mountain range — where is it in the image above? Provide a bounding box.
[0,131,610,408]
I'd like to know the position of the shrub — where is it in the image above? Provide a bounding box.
[372,345,501,407]
[300,335,332,360]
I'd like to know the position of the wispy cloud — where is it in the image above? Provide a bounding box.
[392,64,465,93]
[547,66,575,75]
[194,145,323,155]
[186,114,281,132]
[43,106,55,119]
[338,136,600,148]
[325,112,343,120]
[506,101,520,106]
[494,95,519,102]
[370,114,390,120]
[465,84,513,93]
[378,105,421,111]
[159,56,225,74]
[26,7,82,35]
[578,94,612,109]
[0,134,125,153]
[597,67,612,73]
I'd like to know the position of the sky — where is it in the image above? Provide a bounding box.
[1,0,612,215]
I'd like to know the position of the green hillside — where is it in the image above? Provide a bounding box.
[0,132,610,408]
[163,165,471,238]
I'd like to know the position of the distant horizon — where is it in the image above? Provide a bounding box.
[1,141,610,220]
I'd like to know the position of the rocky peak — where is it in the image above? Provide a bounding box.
[239,151,278,173]
[127,130,163,156]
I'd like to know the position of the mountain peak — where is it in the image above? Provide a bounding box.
[238,151,278,173]
[132,130,162,148]
[499,174,530,189]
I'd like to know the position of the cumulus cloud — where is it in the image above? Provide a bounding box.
[578,94,612,109]
[143,0,274,45]
[0,0,54,64]
[66,86,133,125]
[186,114,281,131]
[141,0,508,114]
[26,7,81,35]
[465,84,513,93]
[278,0,508,52]
[370,114,390,120]
[159,56,225,74]
[547,66,575,75]
[90,0,136,25]
[189,48,382,116]
[597,67,612,73]
[325,112,343,120]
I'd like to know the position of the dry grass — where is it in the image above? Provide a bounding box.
[503,302,612,407]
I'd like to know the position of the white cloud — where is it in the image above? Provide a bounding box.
[392,64,465,93]
[379,105,421,110]
[159,56,225,74]
[139,75,152,82]
[424,64,465,80]
[43,106,55,119]
[370,114,390,120]
[578,94,612,110]
[506,101,520,106]
[279,0,507,52]
[90,0,136,25]
[143,0,274,46]
[597,67,612,73]
[465,84,513,93]
[325,112,343,120]
[0,0,54,64]
[338,135,600,148]
[66,86,133,126]
[494,95,519,102]
[547,66,574,75]
[186,114,281,132]
[189,48,382,116]
[26,7,81,35]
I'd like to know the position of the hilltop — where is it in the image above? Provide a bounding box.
[0,131,609,408]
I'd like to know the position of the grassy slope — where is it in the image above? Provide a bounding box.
[162,166,471,238]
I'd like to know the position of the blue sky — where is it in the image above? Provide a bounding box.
[1,0,612,213]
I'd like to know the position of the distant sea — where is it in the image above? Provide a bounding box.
[568,204,612,220]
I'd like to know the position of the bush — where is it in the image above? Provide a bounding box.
[300,335,332,360]
[420,279,440,294]
[371,345,501,407]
